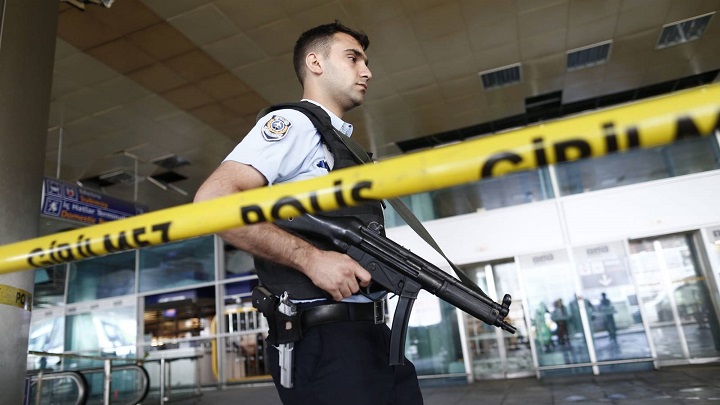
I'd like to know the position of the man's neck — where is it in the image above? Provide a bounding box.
[302,91,344,118]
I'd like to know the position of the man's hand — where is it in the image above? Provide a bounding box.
[302,250,372,301]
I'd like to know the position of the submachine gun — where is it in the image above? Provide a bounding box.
[283,214,516,366]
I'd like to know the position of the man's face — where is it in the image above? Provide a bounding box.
[320,32,372,111]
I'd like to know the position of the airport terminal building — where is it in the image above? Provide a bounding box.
[28,129,720,390]
[2,1,719,403]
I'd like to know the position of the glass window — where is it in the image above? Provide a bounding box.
[629,233,720,361]
[388,291,465,379]
[143,286,216,347]
[555,136,720,196]
[34,265,67,307]
[67,252,135,304]
[461,261,534,380]
[573,242,652,363]
[385,168,552,226]
[519,249,592,375]
[224,244,255,280]
[706,227,720,284]
[65,304,137,357]
[139,236,215,293]
[27,313,65,370]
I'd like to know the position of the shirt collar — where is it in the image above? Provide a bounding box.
[301,99,353,137]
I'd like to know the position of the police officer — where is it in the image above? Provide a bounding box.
[194,21,423,405]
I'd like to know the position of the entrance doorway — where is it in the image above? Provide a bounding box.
[461,261,533,379]
[628,232,720,363]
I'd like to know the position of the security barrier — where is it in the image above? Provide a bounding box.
[1,83,719,275]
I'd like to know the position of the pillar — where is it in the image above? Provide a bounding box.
[0,0,59,403]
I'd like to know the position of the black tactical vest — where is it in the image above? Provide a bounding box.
[253,101,384,299]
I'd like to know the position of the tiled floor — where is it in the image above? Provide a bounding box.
[189,363,720,405]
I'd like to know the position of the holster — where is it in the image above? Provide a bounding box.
[251,286,303,346]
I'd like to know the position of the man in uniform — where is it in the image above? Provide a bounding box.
[194,21,423,405]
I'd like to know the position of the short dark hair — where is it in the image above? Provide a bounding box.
[293,20,370,86]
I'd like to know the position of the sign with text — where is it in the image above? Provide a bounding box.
[574,242,631,289]
[41,178,148,226]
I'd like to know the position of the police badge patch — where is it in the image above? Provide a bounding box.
[262,115,292,141]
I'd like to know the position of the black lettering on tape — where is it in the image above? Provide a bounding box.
[241,205,266,224]
[603,123,619,153]
[271,197,308,220]
[333,180,347,207]
[554,139,592,162]
[26,221,173,268]
[532,138,548,167]
[481,152,523,179]
[350,181,373,202]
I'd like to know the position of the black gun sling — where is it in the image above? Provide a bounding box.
[263,101,491,300]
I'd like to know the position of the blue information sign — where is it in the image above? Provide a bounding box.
[41,178,148,225]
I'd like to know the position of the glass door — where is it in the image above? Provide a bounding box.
[629,233,720,362]
[519,249,592,376]
[574,242,652,370]
[462,260,533,379]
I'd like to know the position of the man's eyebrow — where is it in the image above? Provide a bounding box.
[345,48,369,65]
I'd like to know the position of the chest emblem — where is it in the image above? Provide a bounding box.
[262,115,292,141]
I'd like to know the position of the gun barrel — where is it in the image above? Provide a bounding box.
[356,225,516,334]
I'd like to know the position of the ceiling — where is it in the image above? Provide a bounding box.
[43,0,720,234]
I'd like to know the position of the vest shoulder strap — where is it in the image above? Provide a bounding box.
[257,101,338,150]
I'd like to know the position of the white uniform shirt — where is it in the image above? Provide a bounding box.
[223,99,353,185]
[224,100,373,303]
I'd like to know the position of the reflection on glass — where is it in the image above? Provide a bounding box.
[219,332,268,381]
[224,245,256,280]
[67,252,135,303]
[65,306,136,357]
[384,168,552,227]
[462,261,533,380]
[555,136,720,196]
[143,338,216,393]
[143,286,217,347]
[519,250,591,375]
[629,234,720,361]
[34,265,67,308]
[139,236,215,293]
[431,169,552,218]
[219,283,269,382]
[388,291,465,378]
[27,316,65,371]
[574,242,652,364]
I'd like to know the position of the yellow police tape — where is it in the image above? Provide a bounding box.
[0,83,718,274]
[0,283,32,311]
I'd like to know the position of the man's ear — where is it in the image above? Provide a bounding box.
[305,52,323,75]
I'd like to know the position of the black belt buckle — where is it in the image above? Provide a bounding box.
[373,300,385,324]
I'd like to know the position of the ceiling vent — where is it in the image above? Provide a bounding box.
[657,12,715,49]
[479,63,522,90]
[567,41,612,71]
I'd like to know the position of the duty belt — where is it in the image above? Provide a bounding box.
[300,300,386,331]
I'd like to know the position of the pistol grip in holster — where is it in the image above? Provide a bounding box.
[251,286,302,346]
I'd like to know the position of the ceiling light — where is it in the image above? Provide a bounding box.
[479,63,522,90]
[567,41,612,71]
[61,0,114,10]
[657,12,715,49]
[151,155,191,170]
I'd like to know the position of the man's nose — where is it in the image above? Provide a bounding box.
[361,64,372,80]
